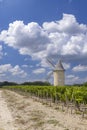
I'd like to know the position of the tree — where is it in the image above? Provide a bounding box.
[83,82,87,87]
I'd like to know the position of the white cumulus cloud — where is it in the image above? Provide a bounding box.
[62,62,70,70]
[0,21,49,56]
[0,45,3,59]
[33,68,46,74]
[0,13,87,63]
[72,64,87,72]
[43,14,87,34]
[66,74,79,84]
[0,64,27,78]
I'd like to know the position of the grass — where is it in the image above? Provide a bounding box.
[47,119,59,126]
[29,110,45,128]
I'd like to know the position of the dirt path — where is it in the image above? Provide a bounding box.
[0,90,18,130]
[1,89,87,130]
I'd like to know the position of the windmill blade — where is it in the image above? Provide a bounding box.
[56,54,70,63]
[46,71,53,81]
[46,58,55,69]
[56,55,63,63]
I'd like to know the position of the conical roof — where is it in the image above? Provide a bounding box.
[54,60,65,71]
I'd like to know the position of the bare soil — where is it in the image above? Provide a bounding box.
[0,90,18,130]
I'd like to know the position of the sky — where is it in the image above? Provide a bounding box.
[0,0,87,85]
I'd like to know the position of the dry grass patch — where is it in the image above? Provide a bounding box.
[29,110,45,128]
[47,119,59,126]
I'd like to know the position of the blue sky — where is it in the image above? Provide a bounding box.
[0,0,87,84]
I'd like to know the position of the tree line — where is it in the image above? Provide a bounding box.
[0,81,51,87]
[0,81,87,87]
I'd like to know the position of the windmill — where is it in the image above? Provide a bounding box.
[46,58,65,86]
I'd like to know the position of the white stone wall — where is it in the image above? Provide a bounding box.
[53,70,65,86]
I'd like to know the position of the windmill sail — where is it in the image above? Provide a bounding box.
[46,71,53,81]
[46,58,55,69]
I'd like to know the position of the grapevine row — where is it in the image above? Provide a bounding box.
[4,85,87,107]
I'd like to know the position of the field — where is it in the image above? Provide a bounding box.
[0,85,87,130]
[5,85,87,106]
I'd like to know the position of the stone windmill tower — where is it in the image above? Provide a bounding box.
[47,58,65,86]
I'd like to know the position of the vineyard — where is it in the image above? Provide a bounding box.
[4,85,87,117]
